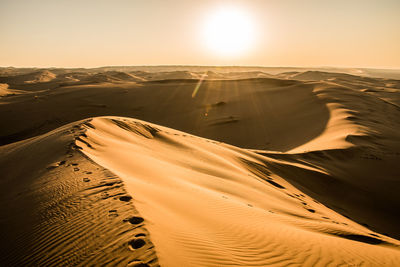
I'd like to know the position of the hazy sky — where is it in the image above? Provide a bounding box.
[1,0,399,68]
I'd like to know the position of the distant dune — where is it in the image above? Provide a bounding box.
[1,67,400,266]
[0,83,11,96]
[2,70,57,84]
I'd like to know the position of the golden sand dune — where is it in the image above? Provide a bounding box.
[78,117,400,266]
[0,83,27,97]
[1,116,399,266]
[0,83,11,96]
[1,68,400,265]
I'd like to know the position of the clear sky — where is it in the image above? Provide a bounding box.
[1,0,399,68]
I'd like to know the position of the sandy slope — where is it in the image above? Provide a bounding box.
[0,120,158,266]
[76,117,400,266]
[1,68,400,265]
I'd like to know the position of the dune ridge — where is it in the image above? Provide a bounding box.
[0,120,158,266]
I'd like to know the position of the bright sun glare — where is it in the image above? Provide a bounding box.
[203,6,255,57]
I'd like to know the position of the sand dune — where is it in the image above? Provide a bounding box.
[279,70,363,81]
[0,83,11,96]
[138,71,195,81]
[1,116,399,265]
[1,67,400,265]
[0,83,26,97]
[75,117,400,266]
[1,70,57,84]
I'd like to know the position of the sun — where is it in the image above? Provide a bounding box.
[202,6,256,56]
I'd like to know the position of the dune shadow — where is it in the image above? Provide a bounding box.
[0,76,330,151]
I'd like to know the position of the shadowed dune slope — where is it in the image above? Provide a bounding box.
[0,77,330,151]
[0,120,158,266]
[256,78,400,239]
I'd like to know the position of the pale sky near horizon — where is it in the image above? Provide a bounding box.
[1,0,399,68]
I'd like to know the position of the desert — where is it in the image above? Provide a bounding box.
[1,66,400,266]
[2,0,400,265]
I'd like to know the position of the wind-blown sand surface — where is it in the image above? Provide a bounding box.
[1,67,400,266]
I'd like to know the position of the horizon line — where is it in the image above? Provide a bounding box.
[1,64,400,71]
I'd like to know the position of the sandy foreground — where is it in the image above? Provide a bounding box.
[1,67,400,266]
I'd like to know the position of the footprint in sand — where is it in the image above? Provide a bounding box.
[83,177,90,182]
[135,233,146,237]
[74,167,80,172]
[124,216,144,225]
[119,196,133,202]
[128,238,146,250]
